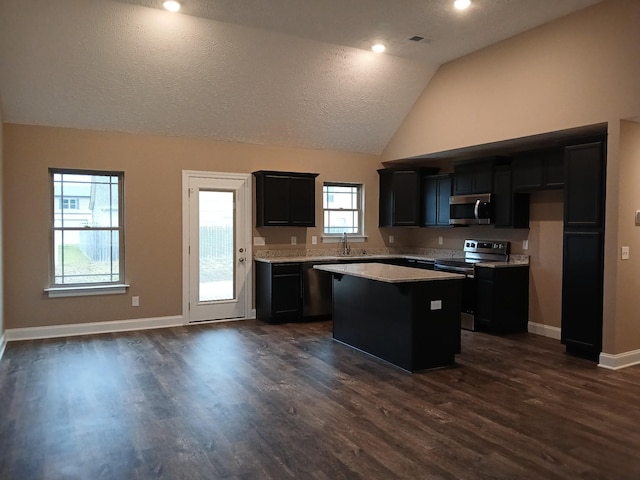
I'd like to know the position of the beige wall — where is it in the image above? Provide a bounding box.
[383,0,640,355]
[615,120,640,352]
[0,99,4,339]
[3,124,382,329]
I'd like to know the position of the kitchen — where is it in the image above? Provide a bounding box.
[2,1,640,478]
[1,1,639,366]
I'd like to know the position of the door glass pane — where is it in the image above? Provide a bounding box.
[199,191,234,302]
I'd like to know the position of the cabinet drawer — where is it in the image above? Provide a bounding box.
[272,263,301,275]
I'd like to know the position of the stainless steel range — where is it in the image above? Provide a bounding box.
[434,239,510,331]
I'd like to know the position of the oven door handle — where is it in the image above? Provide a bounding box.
[473,199,481,220]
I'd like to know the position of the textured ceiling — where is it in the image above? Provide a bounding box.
[0,0,602,154]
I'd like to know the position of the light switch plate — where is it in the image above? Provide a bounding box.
[636,210,640,225]
[438,236,443,245]
[389,235,395,244]
[622,246,630,260]
[311,236,317,245]
[291,236,297,245]
[523,240,529,250]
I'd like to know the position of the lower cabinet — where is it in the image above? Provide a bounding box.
[255,262,302,323]
[475,266,529,333]
[561,231,604,358]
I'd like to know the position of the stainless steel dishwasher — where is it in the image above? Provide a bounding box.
[301,261,334,318]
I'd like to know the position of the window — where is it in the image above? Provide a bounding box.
[323,183,363,235]
[61,198,80,209]
[50,169,124,289]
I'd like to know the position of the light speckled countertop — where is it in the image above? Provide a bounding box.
[254,253,529,268]
[314,262,465,283]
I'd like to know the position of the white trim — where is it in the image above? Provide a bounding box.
[5,315,184,342]
[321,235,368,243]
[0,333,6,361]
[598,349,640,370]
[528,322,562,340]
[182,171,253,324]
[45,284,130,298]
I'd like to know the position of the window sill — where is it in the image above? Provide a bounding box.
[321,235,368,244]
[45,284,130,298]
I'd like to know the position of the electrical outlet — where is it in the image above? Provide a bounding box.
[389,235,395,244]
[311,236,317,245]
[132,296,140,307]
[523,240,529,250]
[438,236,443,245]
[291,236,297,245]
[622,246,630,260]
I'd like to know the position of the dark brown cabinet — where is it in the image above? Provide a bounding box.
[475,266,529,333]
[253,171,318,227]
[561,140,606,358]
[493,167,530,228]
[255,262,302,323]
[378,169,422,227]
[421,174,452,227]
[513,149,564,191]
[452,160,493,195]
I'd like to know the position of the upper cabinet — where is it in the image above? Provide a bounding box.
[513,148,564,191]
[378,168,421,227]
[493,166,530,229]
[253,171,319,227]
[452,160,493,195]
[564,141,606,228]
[421,174,452,227]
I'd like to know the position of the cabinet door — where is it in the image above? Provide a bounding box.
[262,174,290,226]
[564,141,605,228]
[272,264,301,318]
[421,177,438,226]
[378,169,394,227]
[561,231,603,356]
[436,175,452,226]
[544,150,564,188]
[289,175,316,226]
[392,170,420,226]
[513,155,543,190]
[493,168,513,227]
[473,162,493,193]
[453,164,474,195]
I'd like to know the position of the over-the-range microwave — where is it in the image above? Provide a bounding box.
[449,193,493,225]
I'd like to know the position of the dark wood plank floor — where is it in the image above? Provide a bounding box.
[2,320,640,479]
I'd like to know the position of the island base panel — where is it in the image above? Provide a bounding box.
[332,275,462,372]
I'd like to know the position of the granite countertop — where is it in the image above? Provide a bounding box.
[254,254,413,264]
[314,262,464,283]
[255,253,529,268]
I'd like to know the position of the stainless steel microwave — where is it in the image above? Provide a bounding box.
[449,193,493,225]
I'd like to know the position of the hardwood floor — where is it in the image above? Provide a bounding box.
[2,320,640,479]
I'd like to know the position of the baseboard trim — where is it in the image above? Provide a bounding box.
[5,315,185,342]
[528,322,562,340]
[0,333,6,362]
[598,349,640,370]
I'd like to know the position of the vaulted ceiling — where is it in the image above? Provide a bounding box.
[0,0,602,154]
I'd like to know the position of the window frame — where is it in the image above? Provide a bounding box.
[322,182,366,241]
[45,168,128,297]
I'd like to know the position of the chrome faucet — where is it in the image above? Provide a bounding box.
[342,232,351,256]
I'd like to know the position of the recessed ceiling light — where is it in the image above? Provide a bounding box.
[163,1,181,12]
[371,44,386,54]
[454,0,471,10]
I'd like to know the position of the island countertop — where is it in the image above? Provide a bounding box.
[314,262,464,283]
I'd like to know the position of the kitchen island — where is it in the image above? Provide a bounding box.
[314,262,464,372]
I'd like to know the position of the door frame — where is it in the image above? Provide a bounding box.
[182,170,254,324]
